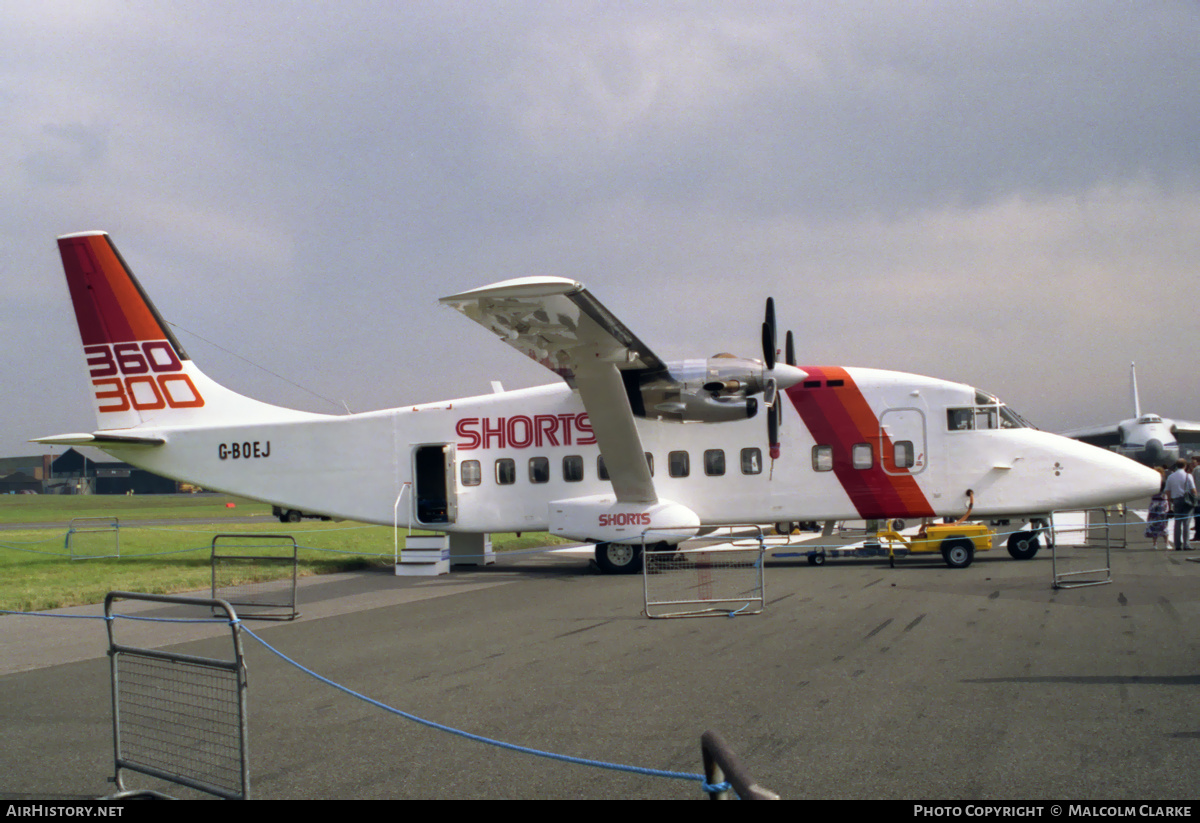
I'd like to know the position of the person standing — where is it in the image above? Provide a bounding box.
[1191,457,1200,541]
[1147,468,1171,549]
[1164,459,1197,551]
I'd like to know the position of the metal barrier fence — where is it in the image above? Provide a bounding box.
[700,730,779,800]
[66,517,120,560]
[1051,508,1119,590]
[104,592,250,800]
[211,533,300,620]
[642,527,766,618]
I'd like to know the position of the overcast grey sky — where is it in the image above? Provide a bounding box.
[4,1,1199,458]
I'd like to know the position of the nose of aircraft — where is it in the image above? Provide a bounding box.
[1144,438,1164,465]
[1094,446,1163,503]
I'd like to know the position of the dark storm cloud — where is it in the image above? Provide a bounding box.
[2,1,1199,454]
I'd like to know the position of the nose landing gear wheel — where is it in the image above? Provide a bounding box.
[1006,531,1041,560]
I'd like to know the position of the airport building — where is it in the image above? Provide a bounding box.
[0,449,181,495]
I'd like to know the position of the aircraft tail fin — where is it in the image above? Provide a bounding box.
[1130,361,1141,419]
[52,231,322,434]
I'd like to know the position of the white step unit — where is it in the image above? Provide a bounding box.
[396,534,450,576]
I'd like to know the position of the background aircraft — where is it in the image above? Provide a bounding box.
[1061,363,1200,467]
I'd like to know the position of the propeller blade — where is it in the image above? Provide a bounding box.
[765,297,782,461]
[763,298,777,368]
[785,330,796,367]
[767,401,780,460]
[761,321,775,371]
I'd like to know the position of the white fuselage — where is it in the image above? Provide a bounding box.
[101,366,1160,541]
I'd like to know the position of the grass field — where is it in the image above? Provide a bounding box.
[0,494,568,612]
[0,492,277,524]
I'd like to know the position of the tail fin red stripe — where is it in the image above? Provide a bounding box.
[58,233,172,348]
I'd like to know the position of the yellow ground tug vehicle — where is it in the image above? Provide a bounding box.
[876,521,995,569]
[794,491,998,569]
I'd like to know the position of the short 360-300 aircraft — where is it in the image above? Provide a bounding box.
[36,232,1160,573]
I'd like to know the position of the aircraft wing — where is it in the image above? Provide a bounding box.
[441,277,660,503]
[1171,420,1200,446]
[440,277,667,382]
[1059,424,1122,449]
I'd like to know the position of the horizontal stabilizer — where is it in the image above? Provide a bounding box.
[32,432,166,448]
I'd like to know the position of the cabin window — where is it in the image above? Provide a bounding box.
[704,449,726,476]
[893,440,915,469]
[563,455,584,482]
[669,451,690,478]
[529,456,550,484]
[741,448,762,475]
[812,445,833,472]
[495,458,516,485]
[461,460,482,486]
[596,453,655,479]
[852,443,873,470]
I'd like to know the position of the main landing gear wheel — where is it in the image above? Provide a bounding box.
[594,542,644,575]
[284,509,301,523]
[941,538,975,569]
[1006,531,1041,560]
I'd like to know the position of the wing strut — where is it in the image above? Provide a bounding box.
[573,362,657,504]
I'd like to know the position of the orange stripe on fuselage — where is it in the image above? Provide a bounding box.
[787,366,934,520]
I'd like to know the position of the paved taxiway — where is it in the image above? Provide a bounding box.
[3,510,1200,800]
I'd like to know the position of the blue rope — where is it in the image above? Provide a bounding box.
[238,625,709,787]
[1,609,105,620]
[1,607,723,793]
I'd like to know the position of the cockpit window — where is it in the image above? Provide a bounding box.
[948,391,1033,432]
[948,408,974,430]
[999,406,1032,429]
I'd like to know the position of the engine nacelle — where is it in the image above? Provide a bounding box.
[640,355,771,423]
[654,391,758,422]
[549,495,701,545]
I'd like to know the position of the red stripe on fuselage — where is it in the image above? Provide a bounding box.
[787,366,934,520]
